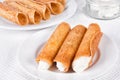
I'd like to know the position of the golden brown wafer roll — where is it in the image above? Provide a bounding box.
[46,1,64,14]
[72,23,103,73]
[4,1,42,24]
[34,0,64,15]
[5,0,51,20]
[0,2,28,25]
[54,25,86,72]
[36,22,71,70]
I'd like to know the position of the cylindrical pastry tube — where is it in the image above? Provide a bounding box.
[36,22,71,70]
[4,1,42,24]
[72,23,103,73]
[34,0,64,15]
[46,1,64,14]
[54,25,87,72]
[0,2,28,25]
[5,0,51,20]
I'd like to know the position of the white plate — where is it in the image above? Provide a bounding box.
[17,30,119,80]
[0,0,77,30]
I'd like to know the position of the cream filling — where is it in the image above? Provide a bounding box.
[56,62,65,72]
[72,56,92,73]
[38,61,50,70]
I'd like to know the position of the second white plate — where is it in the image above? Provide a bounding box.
[0,0,77,30]
[17,29,119,80]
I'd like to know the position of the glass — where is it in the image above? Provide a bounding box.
[84,0,120,20]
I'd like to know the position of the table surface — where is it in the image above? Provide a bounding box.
[0,0,120,80]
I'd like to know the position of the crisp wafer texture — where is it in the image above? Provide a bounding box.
[54,25,86,72]
[1,0,66,25]
[0,2,28,25]
[5,0,51,20]
[74,23,101,59]
[36,22,71,68]
[72,23,103,72]
[4,1,42,24]
[34,0,64,15]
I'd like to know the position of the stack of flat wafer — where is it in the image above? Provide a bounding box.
[36,22,103,73]
[0,0,65,25]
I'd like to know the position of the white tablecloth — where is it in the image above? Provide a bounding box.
[0,0,120,80]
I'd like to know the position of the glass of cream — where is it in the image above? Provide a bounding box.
[84,0,120,20]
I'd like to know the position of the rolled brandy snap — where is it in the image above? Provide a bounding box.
[54,25,87,72]
[34,0,64,15]
[46,2,64,15]
[36,22,71,70]
[0,2,28,25]
[72,23,103,73]
[5,0,51,20]
[4,1,42,24]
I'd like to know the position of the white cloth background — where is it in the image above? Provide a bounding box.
[0,0,120,80]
